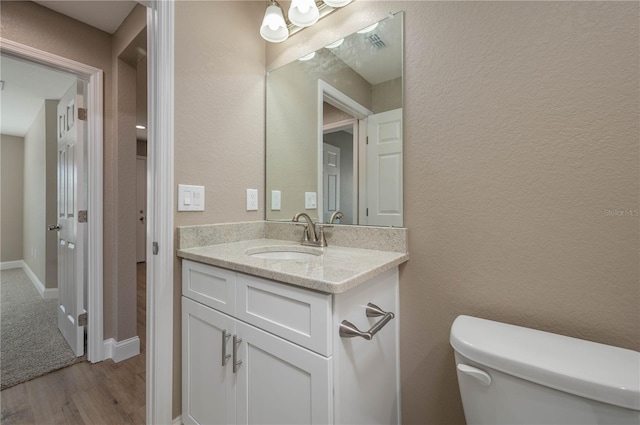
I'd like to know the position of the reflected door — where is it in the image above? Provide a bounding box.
[323,143,341,222]
[365,108,403,227]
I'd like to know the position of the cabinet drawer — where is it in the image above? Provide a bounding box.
[236,273,332,356]
[182,260,236,316]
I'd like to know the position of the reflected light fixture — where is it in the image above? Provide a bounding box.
[298,52,316,61]
[325,38,344,49]
[357,22,378,33]
[260,0,289,43]
[323,0,352,7]
[260,0,353,43]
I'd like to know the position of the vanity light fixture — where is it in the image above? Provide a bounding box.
[260,0,289,43]
[260,0,353,43]
[289,0,319,27]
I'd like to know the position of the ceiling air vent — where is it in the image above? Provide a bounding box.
[366,33,386,49]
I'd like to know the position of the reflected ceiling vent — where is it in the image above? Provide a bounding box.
[366,33,386,49]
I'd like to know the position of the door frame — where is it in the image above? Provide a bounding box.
[2,1,174,421]
[0,38,105,363]
[146,1,175,423]
[317,80,372,224]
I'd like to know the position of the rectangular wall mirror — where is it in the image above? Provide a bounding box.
[266,12,404,226]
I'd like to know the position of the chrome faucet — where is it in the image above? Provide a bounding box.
[292,212,331,247]
[328,211,344,224]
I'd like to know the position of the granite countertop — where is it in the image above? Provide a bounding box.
[177,238,409,294]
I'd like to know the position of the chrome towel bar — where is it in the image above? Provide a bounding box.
[339,303,395,340]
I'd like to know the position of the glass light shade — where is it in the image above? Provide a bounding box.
[323,0,352,7]
[298,52,316,61]
[260,3,289,43]
[325,38,344,49]
[357,22,379,34]
[289,0,319,27]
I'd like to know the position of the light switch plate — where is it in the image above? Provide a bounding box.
[246,189,258,211]
[271,190,281,211]
[305,192,317,209]
[178,184,205,211]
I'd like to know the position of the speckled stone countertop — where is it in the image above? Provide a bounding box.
[177,238,408,294]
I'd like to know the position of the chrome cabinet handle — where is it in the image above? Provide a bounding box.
[339,303,395,340]
[221,329,231,366]
[233,335,242,373]
[48,224,61,231]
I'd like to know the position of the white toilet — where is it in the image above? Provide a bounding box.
[450,315,640,425]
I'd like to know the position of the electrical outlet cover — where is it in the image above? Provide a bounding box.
[305,192,317,209]
[271,190,281,211]
[246,189,258,211]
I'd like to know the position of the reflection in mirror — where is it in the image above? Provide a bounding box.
[266,12,403,226]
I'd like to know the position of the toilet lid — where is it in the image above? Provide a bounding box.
[450,315,640,411]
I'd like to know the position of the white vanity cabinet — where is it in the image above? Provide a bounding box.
[181,259,400,425]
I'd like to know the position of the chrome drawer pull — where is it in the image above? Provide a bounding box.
[233,335,242,373]
[221,329,231,366]
[339,303,395,340]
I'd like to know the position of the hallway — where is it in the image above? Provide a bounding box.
[0,263,147,424]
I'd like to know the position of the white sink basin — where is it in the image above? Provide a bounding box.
[245,246,323,260]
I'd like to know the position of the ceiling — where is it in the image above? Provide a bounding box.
[0,55,76,137]
[331,14,403,86]
[1,1,138,138]
[33,1,137,34]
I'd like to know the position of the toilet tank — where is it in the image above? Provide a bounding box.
[450,315,640,425]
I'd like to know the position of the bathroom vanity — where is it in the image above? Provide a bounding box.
[177,223,408,425]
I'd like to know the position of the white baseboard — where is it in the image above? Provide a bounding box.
[6,260,58,299]
[0,260,24,270]
[103,336,140,363]
[172,415,182,425]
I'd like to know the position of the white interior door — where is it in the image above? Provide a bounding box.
[56,80,86,357]
[365,108,403,227]
[323,143,340,223]
[136,156,147,263]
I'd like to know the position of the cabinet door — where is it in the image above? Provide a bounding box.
[235,321,332,425]
[182,297,236,425]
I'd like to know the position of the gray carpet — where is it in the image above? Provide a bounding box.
[1,268,84,390]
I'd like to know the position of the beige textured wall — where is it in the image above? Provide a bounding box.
[22,102,47,283]
[44,100,58,289]
[21,100,57,288]
[268,2,639,424]
[110,4,147,342]
[173,1,266,416]
[372,77,402,113]
[0,135,24,262]
[0,1,117,328]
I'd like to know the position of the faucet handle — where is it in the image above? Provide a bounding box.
[315,224,333,247]
[294,222,311,242]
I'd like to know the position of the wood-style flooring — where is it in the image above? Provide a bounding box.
[1,263,147,425]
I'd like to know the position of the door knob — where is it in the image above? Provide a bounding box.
[48,224,61,231]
